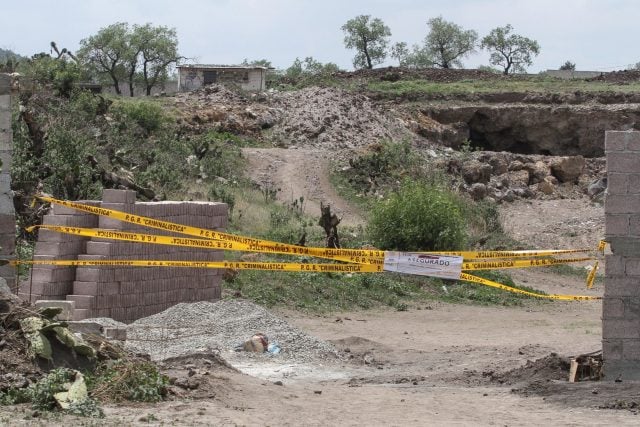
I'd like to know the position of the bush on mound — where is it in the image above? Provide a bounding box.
[367,180,466,251]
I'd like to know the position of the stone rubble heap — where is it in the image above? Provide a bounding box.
[445,152,606,203]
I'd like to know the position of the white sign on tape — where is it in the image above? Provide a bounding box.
[383,252,463,279]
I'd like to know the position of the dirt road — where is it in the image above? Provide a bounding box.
[243,147,364,226]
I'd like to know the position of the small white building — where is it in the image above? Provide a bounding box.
[177,64,267,92]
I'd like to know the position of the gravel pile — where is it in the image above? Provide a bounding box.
[125,300,339,363]
[268,86,409,149]
[79,317,127,329]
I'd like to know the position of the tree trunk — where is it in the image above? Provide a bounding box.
[19,108,45,158]
[128,67,135,97]
[143,62,150,96]
[318,202,341,249]
[361,35,372,69]
[86,156,156,200]
[110,72,121,95]
[504,60,512,75]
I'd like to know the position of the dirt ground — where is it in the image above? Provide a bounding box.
[8,273,636,426]
[500,198,604,253]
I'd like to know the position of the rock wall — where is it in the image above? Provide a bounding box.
[0,74,15,288]
[422,104,640,157]
[20,189,227,323]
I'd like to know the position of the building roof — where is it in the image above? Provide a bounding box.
[177,64,269,70]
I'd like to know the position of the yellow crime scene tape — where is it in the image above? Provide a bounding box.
[460,273,602,301]
[461,257,595,271]
[11,259,382,273]
[24,196,604,301]
[35,196,387,264]
[586,261,599,289]
[31,224,598,270]
[35,196,595,262]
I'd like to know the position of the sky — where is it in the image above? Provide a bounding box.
[1,0,638,72]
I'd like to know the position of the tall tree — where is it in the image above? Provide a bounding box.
[341,15,391,69]
[481,25,540,75]
[285,57,339,78]
[391,42,409,66]
[77,22,130,95]
[424,17,477,69]
[559,60,576,71]
[133,24,181,96]
[78,22,181,96]
[242,58,273,68]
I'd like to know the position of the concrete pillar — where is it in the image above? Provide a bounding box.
[603,130,640,380]
[0,74,16,289]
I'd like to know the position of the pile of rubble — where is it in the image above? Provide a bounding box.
[588,69,640,83]
[0,287,128,404]
[445,152,606,203]
[173,84,279,135]
[268,86,409,149]
[172,84,410,149]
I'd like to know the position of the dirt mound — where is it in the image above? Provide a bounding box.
[488,352,570,386]
[174,83,249,105]
[330,336,385,349]
[334,67,507,83]
[268,86,409,149]
[588,69,640,83]
[173,84,278,135]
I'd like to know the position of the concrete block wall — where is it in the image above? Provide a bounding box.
[18,202,99,302]
[0,74,16,288]
[603,130,640,380]
[21,189,227,323]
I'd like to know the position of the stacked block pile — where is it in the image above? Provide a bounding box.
[603,130,640,380]
[0,74,15,287]
[21,189,227,322]
[18,201,99,302]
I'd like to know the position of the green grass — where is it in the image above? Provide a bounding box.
[223,264,546,312]
[367,77,640,97]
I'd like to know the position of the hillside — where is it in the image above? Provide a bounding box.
[164,69,620,251]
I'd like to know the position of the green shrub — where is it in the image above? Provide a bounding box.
[87,359,167,403]
[12,96,103,201]
[344,140,417,193]
[367,180,466,251]
[192,131,244,181]
[111,100,167,135]
[208,183,235,213]
[19,54,82,98]
[0,368,104,418]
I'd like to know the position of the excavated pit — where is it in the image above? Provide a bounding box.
[422,103,640,157]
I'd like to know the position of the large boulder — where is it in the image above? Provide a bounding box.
[587,177,607,202]
[525,161,550,184]
[488,155,508,175]
[506,169,531,187]
[461,160,492,184]
[550,156,586,183]
[536,179,555,195]
[468,183,488,200]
